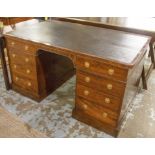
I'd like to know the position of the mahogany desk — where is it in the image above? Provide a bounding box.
[4,21,150,136]
[53,17,155,81]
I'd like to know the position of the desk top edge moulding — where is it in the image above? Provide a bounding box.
[4,20,151,137]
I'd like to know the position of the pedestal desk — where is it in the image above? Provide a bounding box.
[4,21,150,136]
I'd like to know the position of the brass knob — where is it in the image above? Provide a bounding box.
[11,42,15,46]
[84,90,89,96]
[12,54,16,58]
[26,69,30,74]
[108,69,114,75]
[85,76,90,83]
[107,84,112,90]
[15,77,19,81]
[25,45,29,50]
[105,98,110,104]
[102,112,108,118]
[14,65,17,69]
[25,58,29,62]
[27,82,32,87]
[83,104,88,110]
[84,62,90,68]
[4,48,7,52]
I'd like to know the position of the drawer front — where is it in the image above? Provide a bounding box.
[8,49,36,66]
[8,49,37,79]
[76,84,122,111]
[76,56,128,81]
[77,71,125,97]
[76,97,118,127]
[7,39,36,54]
[10,62,37,80]
[12,73,38,93]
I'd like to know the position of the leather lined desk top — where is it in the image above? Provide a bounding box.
[5,21,150,67]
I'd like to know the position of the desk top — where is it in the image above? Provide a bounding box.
[5,20,150,66]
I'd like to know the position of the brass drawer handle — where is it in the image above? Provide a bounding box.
[85,76,90,83]
[12,54,16,58]
[105,98,110,104]
[26,69,30,74]
[25,58,29,62]
[25,45,29,51]
[27,82,32,87]
[11,42,15,46]
[84,62,90,68]
[107,84,112,90]
[83,104,88,110]
[14,65,17,69]
[84,90,89,96]
[108,69,114,75]
[15,77,19,81]
[102,112,108,118]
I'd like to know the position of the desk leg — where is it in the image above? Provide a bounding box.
[0,37,10,90]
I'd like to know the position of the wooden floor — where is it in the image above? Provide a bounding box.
[0,107,47,138]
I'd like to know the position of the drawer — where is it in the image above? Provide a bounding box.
[9,57,37,79]
[12,73,38,93]
[8,49,36,66]
[77,71,126,97]
[7,39,36,54]
[76,97,118,127]
[8,50,37,79]
[76,56,128,81]
[76,84,122,111]
[10,62,37,80]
